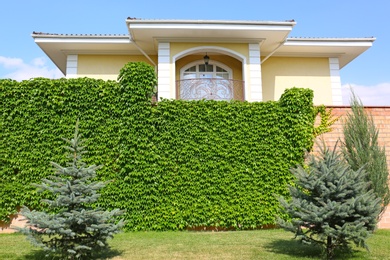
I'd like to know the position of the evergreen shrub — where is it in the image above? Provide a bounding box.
[279,143,380,259]
[341,92,390,215]
[17,121,124,259]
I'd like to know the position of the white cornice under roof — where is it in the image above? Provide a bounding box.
[32,19,375,74]
[32,33,136,74]
[126,19,297,26]
[126,19,295,55]
[273,37,376,68]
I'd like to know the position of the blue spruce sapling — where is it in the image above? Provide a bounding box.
[17,121,124,259]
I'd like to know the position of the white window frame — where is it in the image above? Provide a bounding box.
[180,60,233,80]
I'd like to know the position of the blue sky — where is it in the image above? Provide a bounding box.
[1,0,389,105]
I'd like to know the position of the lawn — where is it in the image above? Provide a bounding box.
[0,229,389,259]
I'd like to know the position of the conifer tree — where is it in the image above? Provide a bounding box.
[17,121,124,259]
[341,91,390,215]
[279,143,380,260]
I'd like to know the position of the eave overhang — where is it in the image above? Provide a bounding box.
[126,19,296,53]
[32,33,135,74]
[273,37,376,68]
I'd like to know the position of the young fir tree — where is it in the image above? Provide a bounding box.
[341,91,390,215]
[17,121,124,259]
[278,143,380,260]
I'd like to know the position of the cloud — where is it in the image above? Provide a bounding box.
[342,83,390,106]
[0,56,64,81]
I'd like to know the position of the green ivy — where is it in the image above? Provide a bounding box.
[313,105,339,137]
[0,62,314,230]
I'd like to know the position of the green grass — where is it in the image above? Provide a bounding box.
[1,229,389,259]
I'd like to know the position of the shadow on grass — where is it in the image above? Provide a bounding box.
[264,238,323,259]
[19,248,123,260]
[264,238,363,259]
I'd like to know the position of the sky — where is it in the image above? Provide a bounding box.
[1,0,389,105]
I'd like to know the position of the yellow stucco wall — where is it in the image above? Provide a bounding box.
[77,55,157,80]
[171,42,247,81]
[261,57,332,105]
[75,52,333,105]
[175,55,243,81]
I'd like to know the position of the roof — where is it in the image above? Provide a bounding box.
[32,19,375,74]
[33,32,133,74]
[279,37,375,68]
[32,32,129,38]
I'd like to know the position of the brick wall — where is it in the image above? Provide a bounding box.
[315,106,390,229]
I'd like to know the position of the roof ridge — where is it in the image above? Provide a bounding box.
[32,31,129,37]
[287,36,375,40]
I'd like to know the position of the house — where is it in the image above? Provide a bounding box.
[32,19,375,105]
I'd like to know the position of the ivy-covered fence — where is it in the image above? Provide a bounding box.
[0,62,314,231]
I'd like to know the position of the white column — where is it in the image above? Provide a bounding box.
[66,55,78,78]
[158,42,171,100]
[248,43,262,102]
[329,57,343,105]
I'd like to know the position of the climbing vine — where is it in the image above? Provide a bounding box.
[1,62,315,230]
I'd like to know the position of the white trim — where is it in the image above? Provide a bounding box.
[66,55,78,78]
[158,48,170,57]
[329,58,342,105]
[180,60,233,79]
[128,19,296,26]
[158,42,171,100]
[156,37,265,44]
[130,23,294,32]
[173,46,246,61]
[248,43,262,102]
[286,37,375,42]
[285,40,374,47]
[34,38,132,44]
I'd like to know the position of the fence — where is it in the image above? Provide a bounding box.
[314,106,390,228]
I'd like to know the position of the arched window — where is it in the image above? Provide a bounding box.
[181,61,232,80]
[179,61,235,101]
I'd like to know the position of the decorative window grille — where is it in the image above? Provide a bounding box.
[178,62,243,101]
